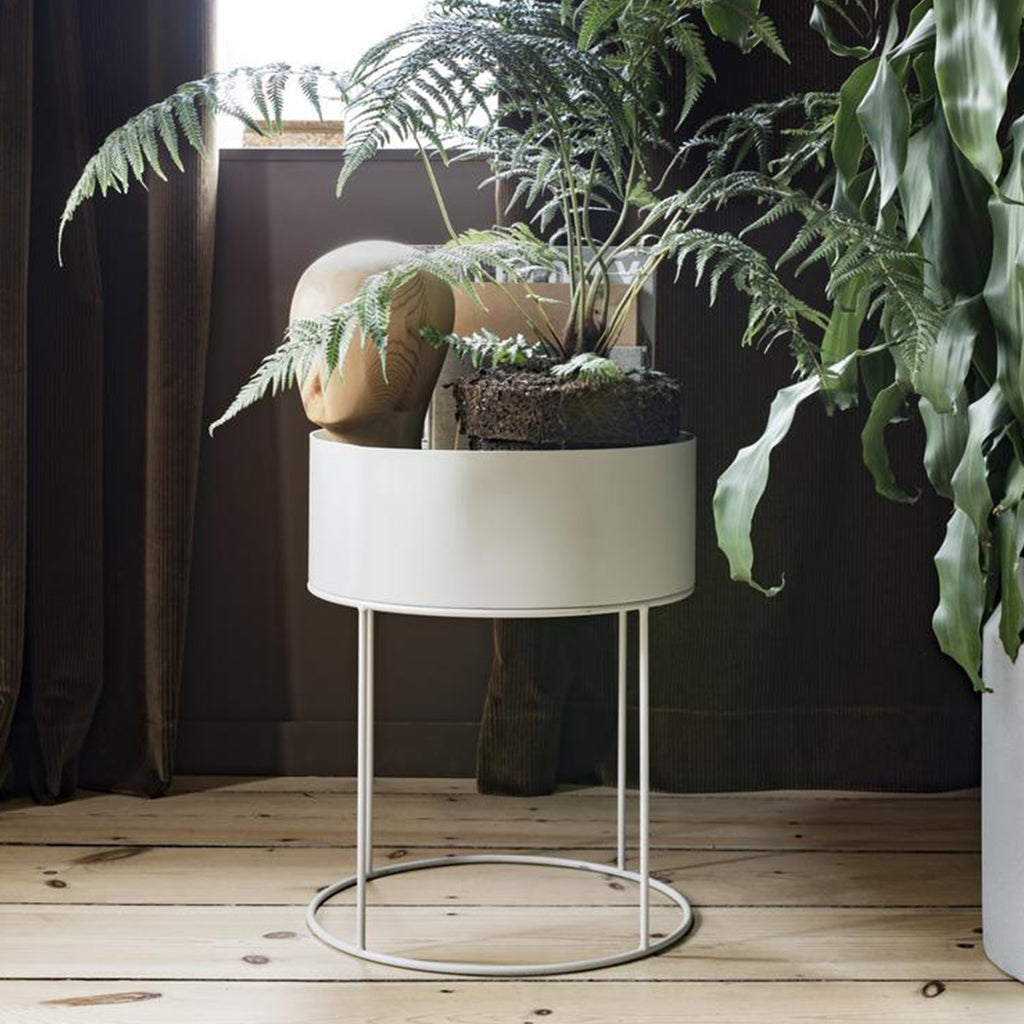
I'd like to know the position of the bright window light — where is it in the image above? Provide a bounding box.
[215,0,429,147]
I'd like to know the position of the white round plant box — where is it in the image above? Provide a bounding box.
[305,430,697,976]
[308,431,695,615]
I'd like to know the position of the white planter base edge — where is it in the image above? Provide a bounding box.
[983,605,1024,981]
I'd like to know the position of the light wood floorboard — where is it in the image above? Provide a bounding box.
[0,981,1020,1024]
[0,789,981,850]
[0,845,980,907]
[0,778,1017,1022]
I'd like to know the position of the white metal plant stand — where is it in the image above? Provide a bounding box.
[305,431,697,976]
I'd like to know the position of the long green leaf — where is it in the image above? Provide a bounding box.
[861,382,917,503]
[810,3,875,60]
[860,347,894,403]
[934,0,1024,187]
[929,99,994,298]
[932,506,986,690]
[832,60,879,191]
[950,382,1012,540]
[891,8,936,60]
[897,124,933,241]
[914,295,985,414]
[820,277,868,408]
[913,51,937,101]
[703,0,767,54]
[985,118,1024,421]
[920,395,968,501]
[857,55,910,211]
[998,508,1024,660]
[997,459,1024,660]
[713,353,858,594]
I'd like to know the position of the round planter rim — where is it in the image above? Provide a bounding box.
[311,427,694,455]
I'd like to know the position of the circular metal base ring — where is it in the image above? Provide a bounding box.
[306,853,694,977]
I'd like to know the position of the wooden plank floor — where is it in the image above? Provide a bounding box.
[0,778,1020,1022]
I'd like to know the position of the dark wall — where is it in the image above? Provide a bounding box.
[178,3,980,787]
[614,5,980,791]
[176,151,496,775]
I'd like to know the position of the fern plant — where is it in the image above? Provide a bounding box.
[419,328,553,372]
[61,0,785,431]
[669,0,1024,689]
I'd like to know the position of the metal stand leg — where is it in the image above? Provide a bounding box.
[616,610,627,871]
[308,600,692,976]
[638,604,650,950]
[366,609,374,871]
[355,607,374,950]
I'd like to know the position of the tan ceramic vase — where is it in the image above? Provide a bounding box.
[292,240,454,447]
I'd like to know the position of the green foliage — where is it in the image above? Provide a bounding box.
[63,0,786,420]
[654,222,829,372]
[564,0,785,121]
[861,381,917,504]
[59,64,349,260]
[549,352,623,380]
[933,0,1024,188]
[713,353,862,595]
[421,327,553,371]
[419,327,628,382]
[932,507,986,690]
[209,229,559,432]
[700,0,786,59]
[697,0,1024,688]
[208,319,332,436]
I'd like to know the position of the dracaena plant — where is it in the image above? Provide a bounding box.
[659,0,1024,689]
[60,0,783,433]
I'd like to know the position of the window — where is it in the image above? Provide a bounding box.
[215,0,429,148]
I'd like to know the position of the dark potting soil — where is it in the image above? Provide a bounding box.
[451,369,681,450]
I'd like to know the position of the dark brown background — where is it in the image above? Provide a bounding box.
[177,151,496,775]
[176,3,980,787]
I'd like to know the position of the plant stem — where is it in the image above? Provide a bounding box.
[417,138,459,241]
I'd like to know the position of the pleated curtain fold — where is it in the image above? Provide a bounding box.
[0,0,217,800]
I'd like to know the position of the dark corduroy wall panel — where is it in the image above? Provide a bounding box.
[630,7,978,791]
[167,5,977,788]
[477,3,979,794]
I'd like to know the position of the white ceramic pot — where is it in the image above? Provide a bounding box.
[982,601,1024,980]
[308,431,696,615]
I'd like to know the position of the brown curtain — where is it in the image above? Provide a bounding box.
[0,0,216,801]
[478,4,980,795]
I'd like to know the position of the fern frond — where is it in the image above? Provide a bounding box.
[659,161,947,375]
[550,352,624,380]
[334,1,649,198]
[266,64,292,131]
[208,327,320,435]
[656,226,829,374]
[670,19,715,123]
[422,327,553,370]
[209,229,563,433]
[59,64,347,261]
[702,0,788,60]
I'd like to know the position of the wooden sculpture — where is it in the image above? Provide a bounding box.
[292,240,454,447]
